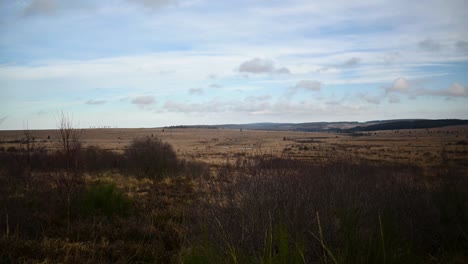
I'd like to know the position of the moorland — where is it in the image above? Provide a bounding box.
[0,118,467,263]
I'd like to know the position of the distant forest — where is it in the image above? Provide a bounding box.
[164,119,468,133]
[344,119,468,132]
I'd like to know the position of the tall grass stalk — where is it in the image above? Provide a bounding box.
[313,211,338,264]
[379,213,386,264]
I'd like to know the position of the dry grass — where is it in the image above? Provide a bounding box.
[0,126,467,263]
[1,126,466,170]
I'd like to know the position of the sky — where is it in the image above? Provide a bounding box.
[0,0,467,129]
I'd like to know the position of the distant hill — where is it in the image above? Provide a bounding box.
[344,119,468,132]
[165,119,468,133]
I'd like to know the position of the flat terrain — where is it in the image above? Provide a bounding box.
[1,126,467,171]
[1,126,467,263]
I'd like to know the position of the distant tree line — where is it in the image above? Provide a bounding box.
[345,119,468,132]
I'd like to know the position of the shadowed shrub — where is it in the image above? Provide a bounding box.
[78,181,133,217]
[124,137,179,179]
[84,146,122,172]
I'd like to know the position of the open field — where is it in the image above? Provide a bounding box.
[0,125,467,263]
[1,126,467,169]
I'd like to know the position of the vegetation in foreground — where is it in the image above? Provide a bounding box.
[0,120,466,263]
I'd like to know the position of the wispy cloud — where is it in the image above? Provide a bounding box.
[209,83,222,88]
[1,0,467,129]
[126,0,173,10]
[413,83,468,98]
[86,99,106,105]
[23,0,58,16]
[388,94,401,104]
[418,38,442,52]
[293,80,322,91]
[360,93,380,104]
[238,58,290,74]
[456,41,468,54]
[342,57,361,67]
[245,95,272,102]
[286,80,322,97]
[131,95,155,107]
[189,88,204,95]
[161,97,370,121]
[383,78,467,99]
[274,67,291,74]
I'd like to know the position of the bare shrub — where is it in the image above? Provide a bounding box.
[51,112,85,237]
[56,112,83,170]
[124,137,179,179]
[193,154,467,262]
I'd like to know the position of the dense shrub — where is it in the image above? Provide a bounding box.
[78,182,133,217]
[124,137,179,179]
[84,146,122,172]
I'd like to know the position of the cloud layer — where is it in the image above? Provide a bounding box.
[0,0,467,129]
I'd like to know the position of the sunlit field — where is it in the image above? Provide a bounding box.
[1,125,467,168]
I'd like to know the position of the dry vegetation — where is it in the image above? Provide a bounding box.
[1,125,467,168]
[0,123,467,263]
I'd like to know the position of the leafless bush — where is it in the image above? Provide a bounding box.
[51,112,85,237]
[124,137,179,179]
[194,154,467,262]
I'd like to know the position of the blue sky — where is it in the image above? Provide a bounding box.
[0,0,467,129]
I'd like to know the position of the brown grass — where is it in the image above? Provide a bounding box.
[1,126,466,170]
[0,126,467,263]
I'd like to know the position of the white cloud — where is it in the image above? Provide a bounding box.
[238,58,274,73]
[447,83,467,97]
[386,77,409,93]
[294,80,321,91]
[2,0,468,129]
[189,87,203,95]
[238,58,290,74]
[86,99,106,105]
[131,95,155,106]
